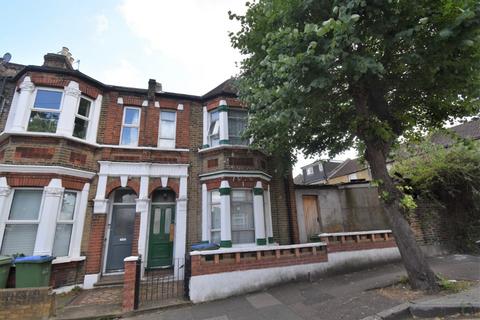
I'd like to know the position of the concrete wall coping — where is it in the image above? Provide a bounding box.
[319,229,392,237]
[124,256,139,262]
[190,242,327,256]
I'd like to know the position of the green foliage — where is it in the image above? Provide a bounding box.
[392,139,480,253]
[436,275,473,293]
[229,0,480,161]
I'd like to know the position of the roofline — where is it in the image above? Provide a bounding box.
[300,158,343,170]
[12,65,237,103]
[326,158,351,179]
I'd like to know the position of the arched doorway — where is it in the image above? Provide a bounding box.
[148,188,176,268]
[105,187,137,273]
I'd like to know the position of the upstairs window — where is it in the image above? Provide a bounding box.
[27,89,63,133]
[208,110,220,147]
[158,110,176,148]
[73,97,92,139]
[120,107,141,146]
[228,109,248,145]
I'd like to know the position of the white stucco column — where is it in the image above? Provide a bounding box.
[10,76,35,132]
[201,184,209,242]
[219,180,232,247]
[70,183,90,258]
[253,181,266,245]
[34,179,64,256]
[0,177,12,247]
[202,106,209,148]
[93,174,108,214]
[57,81,80,136]
[218,100,229,145]
[174,176,188,280]
[264,185,274,243]
[86,94,103,144]
[136,175,150,277]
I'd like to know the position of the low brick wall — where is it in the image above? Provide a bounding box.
[191,243,328,276]
[0,287,55,320]
[319,230,396,253]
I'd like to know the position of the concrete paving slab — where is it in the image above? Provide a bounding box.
[257,304,304,320]
[246,292,282,309]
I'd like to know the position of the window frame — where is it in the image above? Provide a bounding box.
[208,110,220,147]
[230,188,255,245]
[0,188,44,256]
[72,96,93,140]
[228,108,249,146]
[120,106,141,146]
[27,87,64,133]
[52,190,79,258]
[306,167,314,175]
[158,110,177,148]
[208,190,221,243]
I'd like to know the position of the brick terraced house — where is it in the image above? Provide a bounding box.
[0,50,298,290]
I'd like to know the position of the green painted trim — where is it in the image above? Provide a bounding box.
[256,238,267,245]
[219,139,230,145]
[198,240,209,244]
[268,237,274,243]
[202,144,210,149]
[220,240,232,248]
[217,105,229,112]
[219,187,231,195]
[253,187,264,195]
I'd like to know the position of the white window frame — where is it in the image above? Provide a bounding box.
[0,188,44,256]
[208,110,220,147]
[53,190,80,258]
[306,167,314,175]
[208,190,221,243]
[120,106,141,146]
[158,110,177,148]
[230,188,255,245]
[27,87,64,133]
[228,108,249,146]
[72,96,93,140]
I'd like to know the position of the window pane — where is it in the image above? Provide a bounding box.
[231,203,254,230]
[124,108,140,125]
[114,188,137,203]
[52,224,72,257]
[209,120,219,135]
[228,110,248,145]
[211,231,221,244]
[73,117,88,139]
[151,189,176,203]
[28,111,59,133]
[231,190,252,202]
[153,208,161,235]
[121,127,139,145]
[9,190,42,220]
[210,136,219,147]
[210,190,220,204]
[210,111,219,122]
[164,208,172,234]
[78,98,91,117]
[161,111,176,121]
[211,204,221,229]
[159,139,175,148]
[0,224,38,256]
[34,90,62,110]
[231,189,255,245]
[60,192,77,220]
[232,230,255,244]
[160,120,175,139]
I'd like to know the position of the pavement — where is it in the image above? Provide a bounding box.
[124,254,480,320]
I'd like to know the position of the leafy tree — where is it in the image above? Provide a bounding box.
[230,0,480,291]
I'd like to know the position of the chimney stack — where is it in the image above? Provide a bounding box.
[148,79,163,100]
[43,47,74,70]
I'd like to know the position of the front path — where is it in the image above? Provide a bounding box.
[127,254,480,320]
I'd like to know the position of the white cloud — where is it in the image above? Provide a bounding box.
[95,14,109,36]
[99,59,145,88]
[118,0,247,94]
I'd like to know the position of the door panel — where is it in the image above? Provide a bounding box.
[303,195,321,239]
[106,205,135,272]
[148,205,175,268]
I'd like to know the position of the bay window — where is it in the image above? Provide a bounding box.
[27,89,63,133]
[209,190,221,244]
[120,107,141,146]
[73,97,92,139]
[0,189,42,256]
[231,190,255,244]
[208,110,220,147]
[228,109,248,145]
[52,191,77,257]
[158,110,176,148]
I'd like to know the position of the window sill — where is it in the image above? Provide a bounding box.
[198,144,261,154]
[52,256,86,264]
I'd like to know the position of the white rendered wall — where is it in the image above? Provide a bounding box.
[189,247,401,303]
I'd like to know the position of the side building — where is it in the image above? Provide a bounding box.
[0,50,297,290]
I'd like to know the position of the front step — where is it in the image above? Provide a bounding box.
[94,274,124,287]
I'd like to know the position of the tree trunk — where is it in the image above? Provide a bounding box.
[365,144,439,292]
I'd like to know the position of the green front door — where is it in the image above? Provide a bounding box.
[148,205,175,268]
